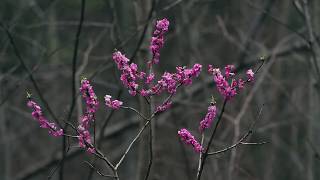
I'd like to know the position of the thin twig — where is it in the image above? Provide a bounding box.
[83,161,117,178]
[143,121,153,180]
[121,106,148,120]
[208,110,268,157]
[115,120,150,169]
[196,133,205,177]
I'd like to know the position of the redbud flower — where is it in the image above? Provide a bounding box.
[246,69,254,82]
[150,18,170,65]
[148,64,202,96]
[145,73,155,84]
[104,95,123,110]
[27,100,63,137]
[178,128,203,153]
[238,78,245,89]
[175,64,202,85]
[199,105,217,132]
[140,89,152,97]
[80,78,99,114]
[77,123,95,153]
[113,51,145,96]
[208,65,255,100]
[78,78,99,153]
[156,101,172,113]
[225,65,235,79]
[209,65,237,100]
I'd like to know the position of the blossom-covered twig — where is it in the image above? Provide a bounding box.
[105,95,123,110]
[77,78,99,153]
[178,129,203,153]
[149,18,170,65]
[27,99,64,137]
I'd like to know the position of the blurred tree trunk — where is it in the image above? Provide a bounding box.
[134,1,153,180]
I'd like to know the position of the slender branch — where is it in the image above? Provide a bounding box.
[93,149,116,170]
[83,161,117,178]
[143,121,153,180]
[121,106,148,120]
[115,120,150,169]
[196,133,205,177]
[208,133,267,155]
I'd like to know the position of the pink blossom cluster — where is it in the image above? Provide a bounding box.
[246,69,254,82]
[150,18,170,65]
[156,101,172,113]
[113,51,146,96]
[178,128,203,153]
[27,100,63,137]
[79,78,99,113]
[141,64,202,96]
[104,95,123,110]
[78,78,99,153]
[199,105,217,132]
[145,73,155,84]
[112,19,202,101]
[208,65,254,100]
[77,120,95,154]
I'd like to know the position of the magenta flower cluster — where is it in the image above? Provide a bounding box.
[112,19,170,97]
[26,17,259,159]
[79,78,99,113]
[178,128,203,153]
[105,95,123,110]
[113,51,146,96]
[246,69,254,82]
[156,101,172,113]
[199,105,217,132]
[178,64,255,153]
[78,78,99,153]
[208,65,254,100]
[150,18,169,65]
[112,19,203,113]
[141,64,202,96]
[177,102,217,153]
[27,100,63,137]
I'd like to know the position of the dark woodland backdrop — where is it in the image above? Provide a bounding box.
[1,0,320,180]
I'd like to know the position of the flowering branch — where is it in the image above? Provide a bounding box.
[196,99,227,180]
[24,16,269,180]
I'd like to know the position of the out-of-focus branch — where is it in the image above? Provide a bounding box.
[0,23,61,126]
[60,0,86,179]
[293,0,320,79]
[237,0,276,66]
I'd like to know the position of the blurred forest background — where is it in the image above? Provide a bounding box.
[1,0,320,180]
